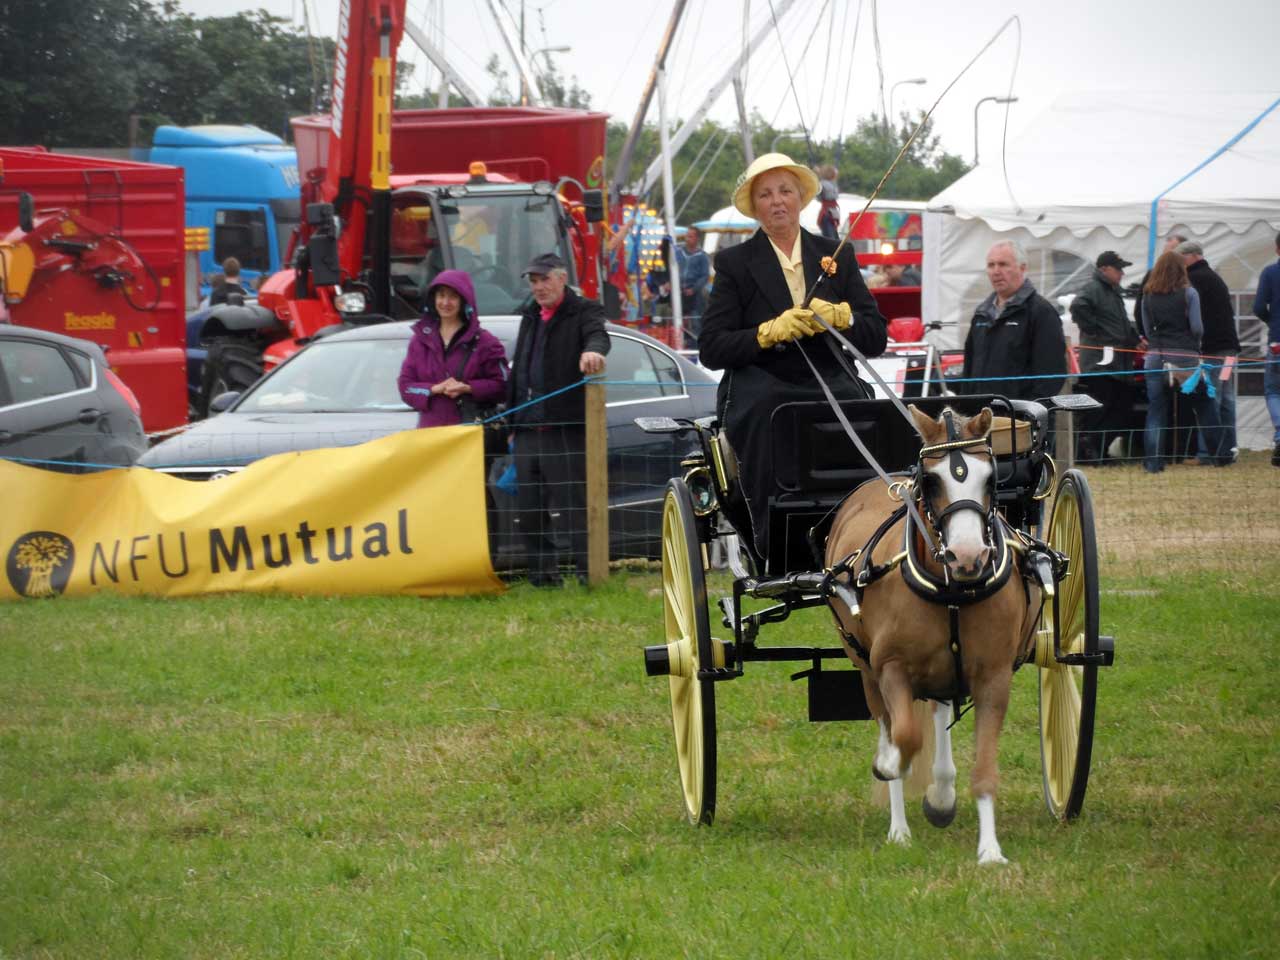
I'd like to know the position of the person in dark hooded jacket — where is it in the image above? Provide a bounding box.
[397,269,508,428]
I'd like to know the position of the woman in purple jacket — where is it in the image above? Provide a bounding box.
[397,269,508,427]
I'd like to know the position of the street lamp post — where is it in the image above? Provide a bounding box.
[973,96,1018,166]
[771,128,806,152]
[532,44,572,71]
[531,45,572,95]
[888,77,927,131]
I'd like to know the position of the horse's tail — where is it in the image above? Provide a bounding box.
[871,699,936,806]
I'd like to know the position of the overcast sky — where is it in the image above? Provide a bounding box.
[175,0,1279,165]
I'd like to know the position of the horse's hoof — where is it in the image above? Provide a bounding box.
[922,794,957,828]
[977,847,1008,866]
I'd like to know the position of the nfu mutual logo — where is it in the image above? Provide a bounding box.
[6,531,75,598]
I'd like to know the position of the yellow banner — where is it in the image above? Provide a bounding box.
[2,427,504,601]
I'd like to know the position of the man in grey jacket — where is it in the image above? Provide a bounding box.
[1070,250,1140,462]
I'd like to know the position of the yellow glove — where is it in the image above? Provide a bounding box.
[809,297,853,330]
[756,307,821,349]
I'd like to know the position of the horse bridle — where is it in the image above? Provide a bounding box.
[915,410,997,559]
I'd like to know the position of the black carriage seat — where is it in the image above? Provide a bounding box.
[765,395,1049,573]
[714,430,739,490]
[705,428,767,573]
[987,400,1051,531]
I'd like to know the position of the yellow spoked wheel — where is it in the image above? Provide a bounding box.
[661,479,717,826]
[1038,469,1100,821]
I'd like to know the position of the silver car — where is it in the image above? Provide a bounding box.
[0,325,147,471]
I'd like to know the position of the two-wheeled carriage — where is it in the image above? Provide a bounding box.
[638,393,1115,854]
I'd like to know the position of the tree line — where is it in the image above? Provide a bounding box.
[0,1,335,147]
[0,1,967,222]
[607,113,968,225]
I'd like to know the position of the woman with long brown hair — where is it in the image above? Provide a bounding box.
[1140,250,1225,472]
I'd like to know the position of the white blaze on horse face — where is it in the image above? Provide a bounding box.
[928,450,993,580]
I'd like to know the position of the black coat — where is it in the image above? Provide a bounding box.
[698,228,888,385]
[1186,259,1239,355]
[1070,271,1138,374]
[209,281,248,306]
[961,281,1067,401]
[508,287,610,425]
[697,228,887,563]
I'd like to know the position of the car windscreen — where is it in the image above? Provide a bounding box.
[236,338,411,413]
[391,193,566,317]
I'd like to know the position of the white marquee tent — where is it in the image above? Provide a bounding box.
[923,90,1280,449]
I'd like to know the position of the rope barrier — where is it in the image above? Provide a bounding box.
[8,360,1276,472]
[3,378,601,471]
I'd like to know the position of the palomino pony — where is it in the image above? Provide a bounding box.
[824,405,1042,864]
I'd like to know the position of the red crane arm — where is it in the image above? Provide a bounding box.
[323,0,405,274]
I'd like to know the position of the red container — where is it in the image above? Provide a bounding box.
[0,148,188,432]
[293,106,609,198]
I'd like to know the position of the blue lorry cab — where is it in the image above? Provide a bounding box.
[148,125,301,296]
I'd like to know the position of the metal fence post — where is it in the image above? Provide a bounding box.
[584,380,609,585]
[1059,336,1076,469]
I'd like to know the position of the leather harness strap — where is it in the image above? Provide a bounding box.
[824,482,1019,708]
[793,342,937,550]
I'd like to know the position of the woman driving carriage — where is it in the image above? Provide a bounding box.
[697,153,888,559]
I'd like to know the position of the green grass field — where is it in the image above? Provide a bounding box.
[2,564,1278,958]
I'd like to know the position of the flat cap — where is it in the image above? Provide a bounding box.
[521,252,567,277]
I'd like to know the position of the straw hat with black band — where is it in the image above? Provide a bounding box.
[732,152,821,220]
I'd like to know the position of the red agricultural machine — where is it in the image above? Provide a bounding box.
[0,148,190,433]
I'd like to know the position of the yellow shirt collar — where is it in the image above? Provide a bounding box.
[768,233,805,307]
[768,233,803,270]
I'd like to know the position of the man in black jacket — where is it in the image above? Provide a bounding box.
[960,241,1066,402]
[1178,240,1240,463]
[1070,251,1140,462]
[508,252,609,585]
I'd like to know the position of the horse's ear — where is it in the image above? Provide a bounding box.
[967,407,993,438]
[909,404,941,441]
